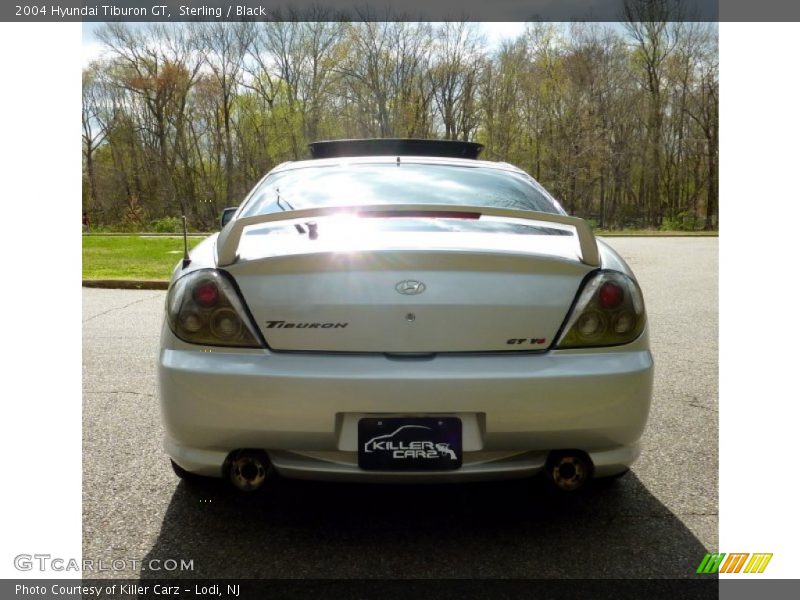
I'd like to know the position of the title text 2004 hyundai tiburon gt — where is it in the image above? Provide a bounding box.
[158,139,653,492]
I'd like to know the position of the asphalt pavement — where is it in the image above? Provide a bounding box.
[82,237,718,579]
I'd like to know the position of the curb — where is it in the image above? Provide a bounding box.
[83,280,168,290]
[82,231,718,238]
[596,233,718,237]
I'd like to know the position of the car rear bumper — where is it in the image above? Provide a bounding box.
[159,328,653,481]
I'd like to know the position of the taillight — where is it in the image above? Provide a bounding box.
[597,281,624,309]
[193,279,220,308]
[166,270,262,348]
[555,271,646,349]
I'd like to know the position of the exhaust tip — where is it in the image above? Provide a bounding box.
[227,450,272,492]
[546,451,593,492]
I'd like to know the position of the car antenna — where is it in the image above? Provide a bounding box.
[181,215,191,269]
[277,189,309,236]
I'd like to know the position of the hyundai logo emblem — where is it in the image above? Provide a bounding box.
[395,280,426,295]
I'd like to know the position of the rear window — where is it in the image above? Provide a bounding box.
[240,163,566,218]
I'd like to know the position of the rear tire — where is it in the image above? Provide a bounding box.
[170,459,206,483]
[607,467,630,479]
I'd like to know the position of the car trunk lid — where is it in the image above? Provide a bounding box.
[225,226,594,353]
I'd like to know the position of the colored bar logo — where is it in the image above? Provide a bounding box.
[697,553,773,574]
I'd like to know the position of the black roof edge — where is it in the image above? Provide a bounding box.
[308,138,484,160]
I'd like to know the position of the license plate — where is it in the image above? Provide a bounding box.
[358,417,462,470]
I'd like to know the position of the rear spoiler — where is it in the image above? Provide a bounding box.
[216,204,600,267]
[308,139,483,160]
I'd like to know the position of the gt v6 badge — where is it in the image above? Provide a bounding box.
[395,280,426,295]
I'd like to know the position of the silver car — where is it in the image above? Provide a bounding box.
[159,139,653,493]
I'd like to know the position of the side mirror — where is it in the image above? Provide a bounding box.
[220,207,238,228]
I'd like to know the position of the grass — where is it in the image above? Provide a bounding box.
[83,235,205,280]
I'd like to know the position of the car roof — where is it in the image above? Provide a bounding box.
[270,155,525,176]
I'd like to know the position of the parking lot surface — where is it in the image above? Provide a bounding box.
[82,237,718,578]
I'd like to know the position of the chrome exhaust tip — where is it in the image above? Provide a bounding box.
[227,450,271,492]
[546,451,593,492]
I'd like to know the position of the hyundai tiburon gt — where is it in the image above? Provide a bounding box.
[159,139,653,492]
